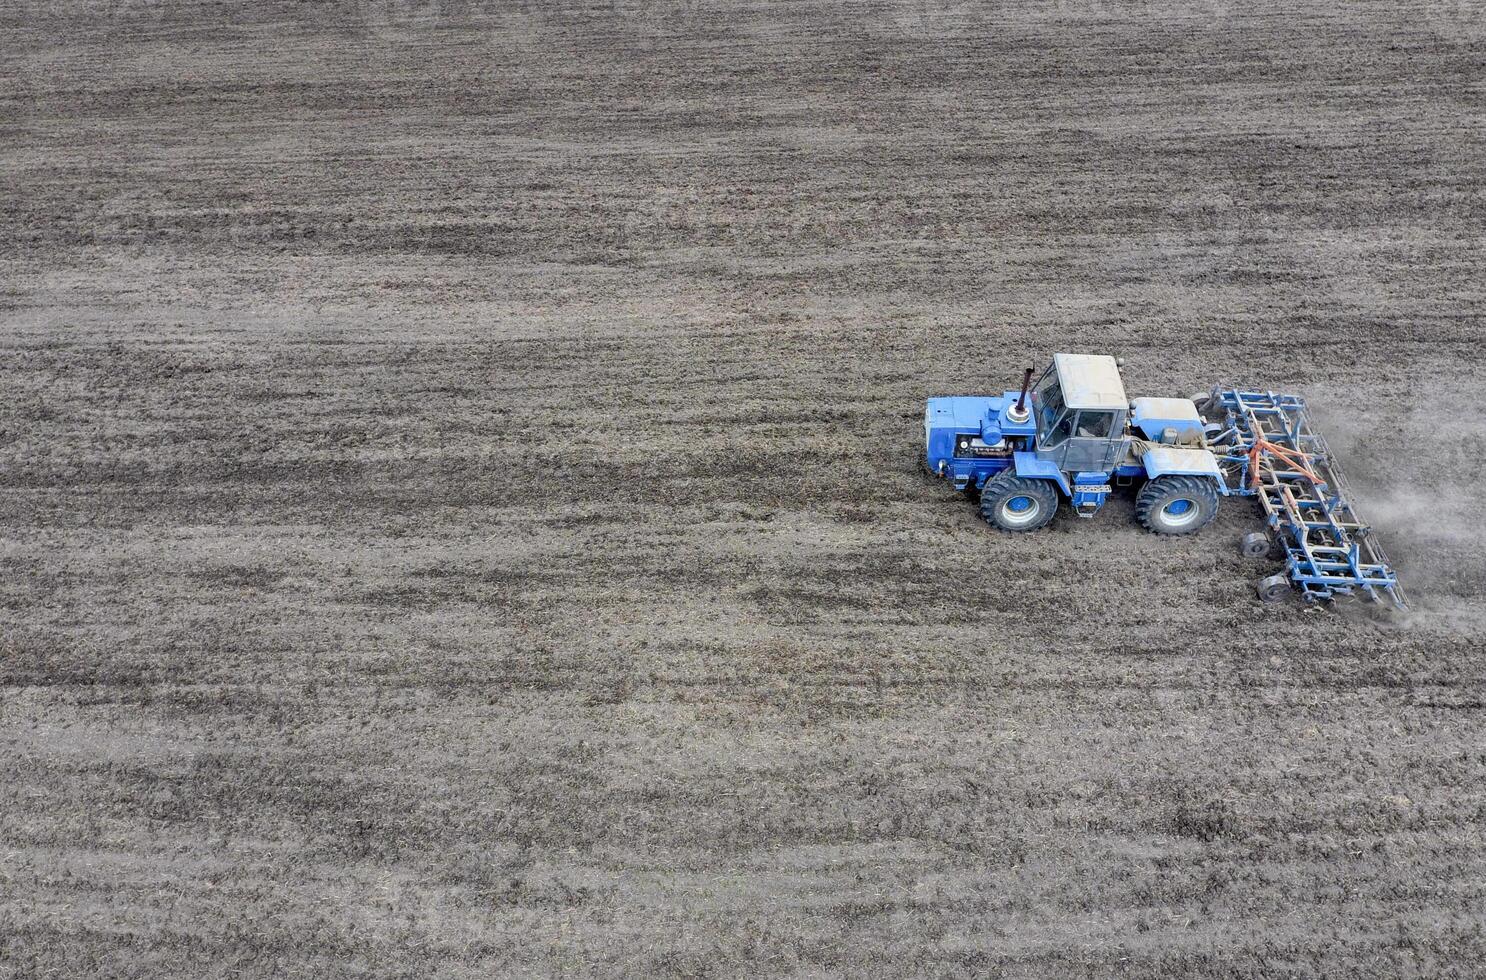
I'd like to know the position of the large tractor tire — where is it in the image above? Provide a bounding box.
[1136,475,1219,535]
[980,473,1058,532]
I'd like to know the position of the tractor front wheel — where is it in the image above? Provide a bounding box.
[1136,475,1219,535]
[979,474,1058,533]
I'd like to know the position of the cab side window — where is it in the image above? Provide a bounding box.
[1075,411,1114,438]
[1035,375,1064,431]
[1042,411,1074,447]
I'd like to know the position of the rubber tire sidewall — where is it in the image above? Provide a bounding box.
[980,475,1058,533]
[1137,475,1219,535]
[1241,532,1270,559]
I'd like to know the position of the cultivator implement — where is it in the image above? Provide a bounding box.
[1206,388,1406,609]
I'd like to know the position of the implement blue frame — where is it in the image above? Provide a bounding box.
[1208,387,1406,609]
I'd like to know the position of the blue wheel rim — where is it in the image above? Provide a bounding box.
[1166,498,1193,516]
[1007,495,1034,513]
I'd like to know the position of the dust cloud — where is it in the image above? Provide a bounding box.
[1314,393,1484,626]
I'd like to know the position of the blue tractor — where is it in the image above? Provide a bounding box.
[925,353,1225,535]
[926,355,1408,607]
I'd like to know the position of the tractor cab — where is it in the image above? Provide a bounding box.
[1032,353,1128,474]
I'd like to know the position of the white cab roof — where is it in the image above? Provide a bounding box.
[1054,353,1128,411]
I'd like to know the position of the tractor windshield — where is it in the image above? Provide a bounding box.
[1033,366,1065,436]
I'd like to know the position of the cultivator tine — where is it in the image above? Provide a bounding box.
[1209,387,1405,610]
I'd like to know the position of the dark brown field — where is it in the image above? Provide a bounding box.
[3,0,1484,976]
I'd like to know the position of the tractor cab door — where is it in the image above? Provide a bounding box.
[1037,409,1124,473]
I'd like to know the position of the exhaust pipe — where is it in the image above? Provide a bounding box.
[1006,366,1033,422]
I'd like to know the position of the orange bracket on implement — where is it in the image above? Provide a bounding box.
[1247,438,1326,490]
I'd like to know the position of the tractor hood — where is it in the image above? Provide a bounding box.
[1131,397,1205,443]
[923,392,1032,473]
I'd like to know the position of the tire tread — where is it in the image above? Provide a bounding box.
[1136,475,1219,535]
[979,473,1059,533]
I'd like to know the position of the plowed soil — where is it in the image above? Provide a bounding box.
[3,1,1484,976]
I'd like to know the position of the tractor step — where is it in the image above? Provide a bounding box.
[1207,388,1406,609]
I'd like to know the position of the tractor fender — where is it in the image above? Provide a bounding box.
[1140,445,1223,481]
[1012,452,1070,496]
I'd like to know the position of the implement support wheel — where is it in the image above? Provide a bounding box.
[1240,531,1271,559]
[1257,574,1290,603]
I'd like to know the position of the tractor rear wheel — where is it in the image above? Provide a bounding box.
[979,474,1058,532]
[1136,475,1219,535]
